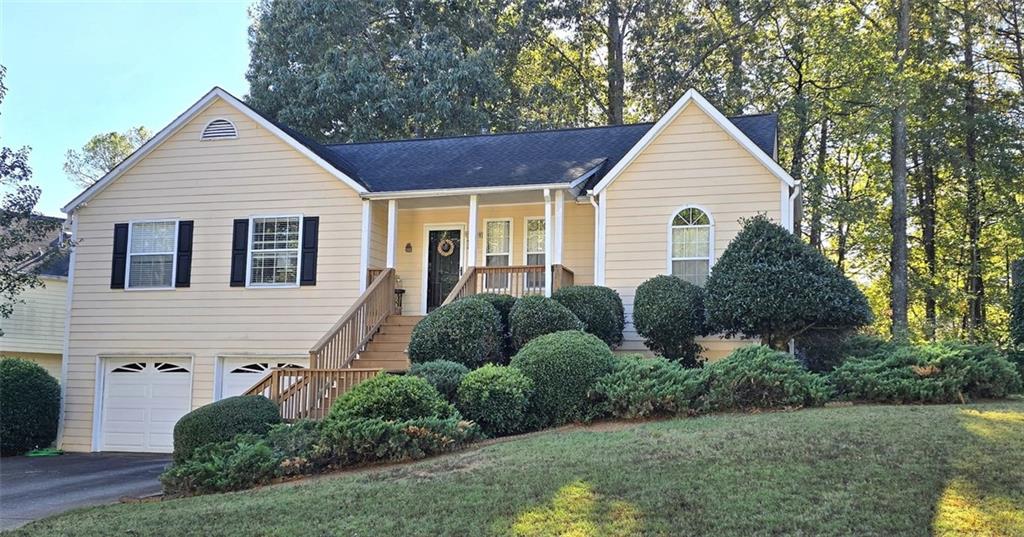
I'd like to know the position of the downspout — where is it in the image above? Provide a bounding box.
[789,181,802,233]
[56,210,78,449]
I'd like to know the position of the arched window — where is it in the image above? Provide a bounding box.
[669,206,713,285]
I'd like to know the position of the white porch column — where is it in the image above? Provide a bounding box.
[467,194,478,267]
[359,199,371,291]
[554,190,564,265]
[385,199,397,268]
[544,189,553,297]
[595,191,606,285]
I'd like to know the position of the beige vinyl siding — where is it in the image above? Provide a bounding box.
[1,351,62,381]
[0,276,66,356]
[604,104,783,361]
[368,200,388,272]
[393,201,595,315]
[61,98,364,451]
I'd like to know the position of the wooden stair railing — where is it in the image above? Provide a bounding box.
[442,264,575,306]
[244,368,381,421]
[310,268,397,369]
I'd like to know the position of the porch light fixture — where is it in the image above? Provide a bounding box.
[404,243,413,253]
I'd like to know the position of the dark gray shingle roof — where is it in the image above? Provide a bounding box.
[317,114,777,193]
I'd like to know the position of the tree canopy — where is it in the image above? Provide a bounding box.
[63,126,150,187]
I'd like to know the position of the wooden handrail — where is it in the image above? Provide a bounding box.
[245,368,382,421]
[310,268,396,369]
[441,264,575,306]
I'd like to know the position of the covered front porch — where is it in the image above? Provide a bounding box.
[361,186,596,315]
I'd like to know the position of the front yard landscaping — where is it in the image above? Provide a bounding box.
[9,401,1024,536]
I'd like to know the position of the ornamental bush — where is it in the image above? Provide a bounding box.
[408,298,503,367]
[172,395,280,464]
[320,416,482,466]
[161,434,280,495]
[456,365,533,436]
[704,215,872,350]
[327,373,457,422]
[701,346,831,411]
[829,342,1022,403]
[588,355,704,419]
[509,295,583,350]
[409,360,470,401]
[632,275,707,367]
[0,358,60,456]
[470,294,517,339]
[552,285,624,347]
[510,330,615,427]
[266,420,331,476]
[1012,259,1024,347]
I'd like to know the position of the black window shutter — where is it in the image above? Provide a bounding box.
[230,219,249,287]
[175,221,194,288]
[300,216,319,286]
[110,223,129,289]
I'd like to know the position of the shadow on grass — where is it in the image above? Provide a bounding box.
[503,481,643,537]
[932,408,1024,536]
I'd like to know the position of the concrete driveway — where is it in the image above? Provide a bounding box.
[0,452,170,530]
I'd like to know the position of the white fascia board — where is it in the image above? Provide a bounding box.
[589,89,796,196]
[62,87,366,214]
[362,182,572,200]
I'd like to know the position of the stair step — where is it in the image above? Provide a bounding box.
[354,351,410,372]
[372,332,414,343]
[386,315,425,326]
[379,324,415,335]
[365,341,408,352]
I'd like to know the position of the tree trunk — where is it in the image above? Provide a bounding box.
[606,0,625,125]
[808,119,828,249]
[889,0,911,342]
[725,0,746,113]
[917,144,938,340]
[962,2,986,337]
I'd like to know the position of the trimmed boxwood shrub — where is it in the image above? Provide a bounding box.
[456,365,533,436]
[552,285,624,347]
[704,215,872,350]
[161,434,280,495]
[328,373,457,422]
[829,342,1022,403]
[588,355,704,419]
[510,330,615,427]
[408,298,503,367]
[409,360,469,401]
[470,294,517,336]
[701,346,831,411]
[632,275,706,367]
[321,416,482,466]
[0,358,60,456]
[509,295,583,350]
[172,395,281,463]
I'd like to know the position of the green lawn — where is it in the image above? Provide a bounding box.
[9,401,1024,537]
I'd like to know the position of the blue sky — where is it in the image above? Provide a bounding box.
[1,0,252,216]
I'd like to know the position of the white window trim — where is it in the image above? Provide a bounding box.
[125,219,179,291]
[666,205,715,281]
[524,216,545,291]
[245,214,304,288]
[483,218,513,291]
[199,117,238,141]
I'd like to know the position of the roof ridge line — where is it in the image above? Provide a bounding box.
[325,122,657,147]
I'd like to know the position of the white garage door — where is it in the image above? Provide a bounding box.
[220,359,307,399]
[100,359,192,453]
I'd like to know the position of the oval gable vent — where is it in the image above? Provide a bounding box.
[201,118,237,140]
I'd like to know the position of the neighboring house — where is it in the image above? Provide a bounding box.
[58,87,796,453]
[0,220,69,381]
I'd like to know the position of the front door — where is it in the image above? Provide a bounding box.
[426,229,462,311]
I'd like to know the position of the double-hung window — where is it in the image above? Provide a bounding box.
[525,217,545,290]
[248,216,302,287]
[670,207,713,286]
[126,221,177,289]
[484,219,512,290]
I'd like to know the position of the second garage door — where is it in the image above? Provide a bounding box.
[219,358,308,399]
[100,359,192,453]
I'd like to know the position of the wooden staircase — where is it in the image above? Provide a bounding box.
[350,315,420,371]
[244,269,414,420]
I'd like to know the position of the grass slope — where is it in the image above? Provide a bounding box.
[8,402,1024,537]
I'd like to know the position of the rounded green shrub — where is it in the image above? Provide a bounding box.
[589,355,704,419]
[632,275,706,367]
[552,285,624,347]
[172,395,281,463]
[509,295,583,350]
[510,330,615,427]
[0,358,60,456]
[470,293,517,336]
[408,298,503,367]
[409,360,470,401]
[328,373,457,422]
[456,365,533,436]
[701,345,831,411]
